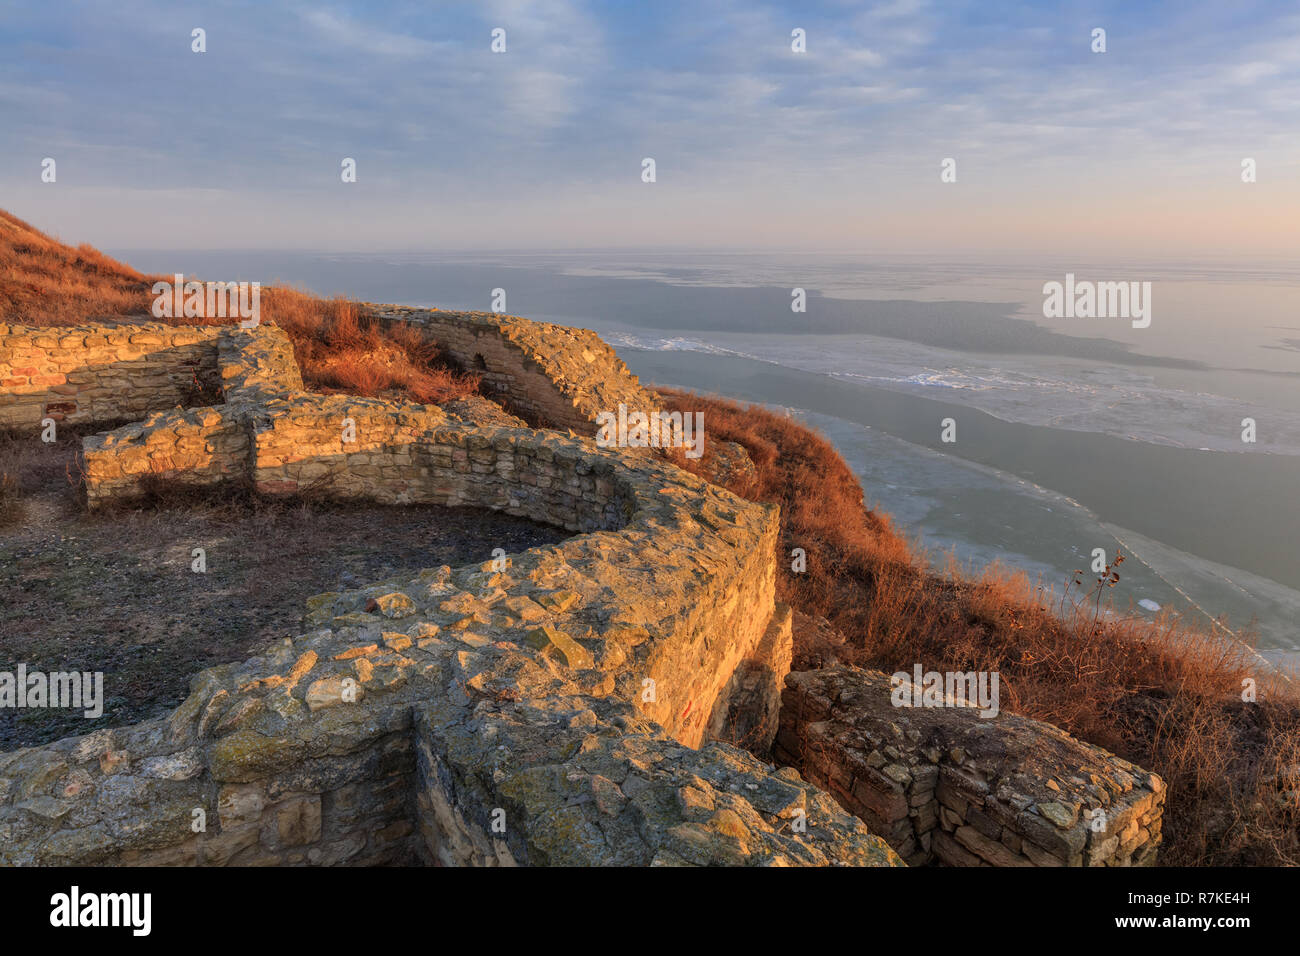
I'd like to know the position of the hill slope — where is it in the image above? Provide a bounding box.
[0,210,158,324]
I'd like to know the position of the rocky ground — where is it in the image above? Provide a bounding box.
[0,434,568,750]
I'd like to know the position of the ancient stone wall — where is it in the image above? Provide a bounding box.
[78,324,303,507]
[372,307,662,432]
[217,323,304,403]
[251,402,635,532]
[0,416,896,865]
[77,326,645,532]
[81,405,247,506]
[76,313,661,509]
[777,668,1166,866]
[0,322,219,430]
[1,319,900,867]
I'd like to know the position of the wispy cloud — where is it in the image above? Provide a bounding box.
[0,0,1296,252]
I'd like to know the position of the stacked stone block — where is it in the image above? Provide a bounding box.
[79,324,303,507]
[217,324,304,403]
[777,668,1166,866]
[0,322,219,429]
[81,405,248,507]
[372,306,663,433]
[0,312,1170,868]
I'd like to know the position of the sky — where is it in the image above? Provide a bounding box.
[2,0,1299,255]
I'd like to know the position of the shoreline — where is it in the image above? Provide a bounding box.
[623,345,1300,654]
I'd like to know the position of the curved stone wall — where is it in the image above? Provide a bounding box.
[0,319,901,867]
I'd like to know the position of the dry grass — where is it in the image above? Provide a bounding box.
[0,210,160,324]
[0,211,479,405]
[260,288,479,405]
[660,387,1300,867]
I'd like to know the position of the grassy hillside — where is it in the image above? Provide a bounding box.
[0,209,158,323]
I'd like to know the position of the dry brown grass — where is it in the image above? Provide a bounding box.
[261,287,478,405]
[0,212,479,405]
[0,210,160,324]
[660,387,1300,866]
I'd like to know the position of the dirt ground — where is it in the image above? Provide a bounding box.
[0,431,568,749]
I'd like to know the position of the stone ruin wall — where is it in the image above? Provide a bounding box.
[0,310,1165,866]
[1,317,900,866]
[777,669,1165,867]
[2,423,890,863]
[372,307,663,433]
[75,307,664,508]
[0,322,220,430]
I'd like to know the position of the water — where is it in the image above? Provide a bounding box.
[117,249,1300,661]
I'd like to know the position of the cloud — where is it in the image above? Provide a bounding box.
[1226,60,1281,85]
[1,0,1298,252]
[299,8,441,58]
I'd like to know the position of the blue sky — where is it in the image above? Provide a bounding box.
[2,0,1298,253]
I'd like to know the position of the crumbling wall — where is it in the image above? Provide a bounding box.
[0,416,895,866]
[250,401,634,531]
[217,323,303,403]
[777,668,1166,867]
[81,405,248,507]
[2,313,1168,868]
[0,322,219,429]
[76,320,654,514]
[78,323,304,508]
[0,318,895,867]
[372,307,662,432]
